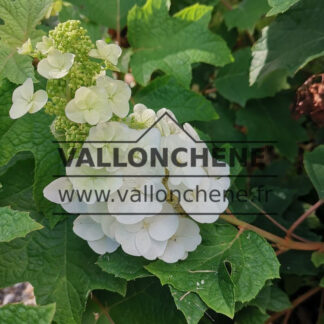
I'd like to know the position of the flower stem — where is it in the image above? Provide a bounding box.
[266,287,321,323]
[286,199,324,239]
[221,209,324,251]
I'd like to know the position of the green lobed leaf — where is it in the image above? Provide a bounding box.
[215,48,289,106]
[86,278,186,324]
[224,0,270,31]
[250,0,324,87]
[0,80,16,137]
[128,0,232,87]
[194,104,245,145]
[0,0,52,84]
[236,97,308,160]
[0,217,126,324]
[278,250,317,276]
[134,76,219,123]
[58,3,107,42]
[0,105,64,224]
[248,285,291,313]
[304,145,324,199]
[267,0,301,16]
[171,0,220,14]
[97,250,151,281]
[235,307,269,324]
[146,224,280,318]
[0,303,56,324]
[68,0,145,29]
[312,251,324,268]
[169,286,208,324]
[0,206,42,242]
[0,153,35,211]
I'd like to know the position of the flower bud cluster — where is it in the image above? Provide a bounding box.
[49,20,93,60]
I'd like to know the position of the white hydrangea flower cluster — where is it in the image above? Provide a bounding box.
[43,103,230,263]
[11,27,127,121]
[11,23,230,263]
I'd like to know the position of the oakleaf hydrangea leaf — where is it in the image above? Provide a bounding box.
[88,278,185,324]
[97,250,151,281]
[0,93,64,223]
[0,218,126,324]
[146,224,280,318]
[0,303,55,324]
[248,285,291,313]
[0,153,35,211]
[304,145,324,199]
[250,0,324,87]
[267,0,300,16]
[134,76,219,123]
[311,252,324,268]
[224,0,270,31]
[215,48,288,106]
[235,307,269,324]
[0,0,52,84]
[169,286,208,324]
[0,206,42,242]
[68,0,145,29]
[236,97,308,160]
[128,0,233,87]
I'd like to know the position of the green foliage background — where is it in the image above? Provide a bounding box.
[0,0,323,323]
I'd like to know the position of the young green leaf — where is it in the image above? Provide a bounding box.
[0,206,42,242]
[267,0,300,16]
[128,0,232,87]
[304,145,324,199]
[311,251,324,268]
[169,286,208,324]
[0,0,52,83]
[0,303,56,324]
[224,0,270,31]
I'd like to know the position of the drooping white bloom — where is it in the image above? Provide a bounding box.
[85,121,135,171]
[17,38,32,55]
[89,40,122,65]
[128,104,156,128]
[156,108,181,136]
[96,75,131,118]
[37,48,75,79]
[73,215,119,254]
[66,159,123,204]
[36,36,55,55]
[65,86,111,125]
[108,127,164,223]
[162,125,206,189]
[170,150,230,223]
[114,203,179,260]
[160,217,201,263]
[43,177,88,214]
[9,78,48,119]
